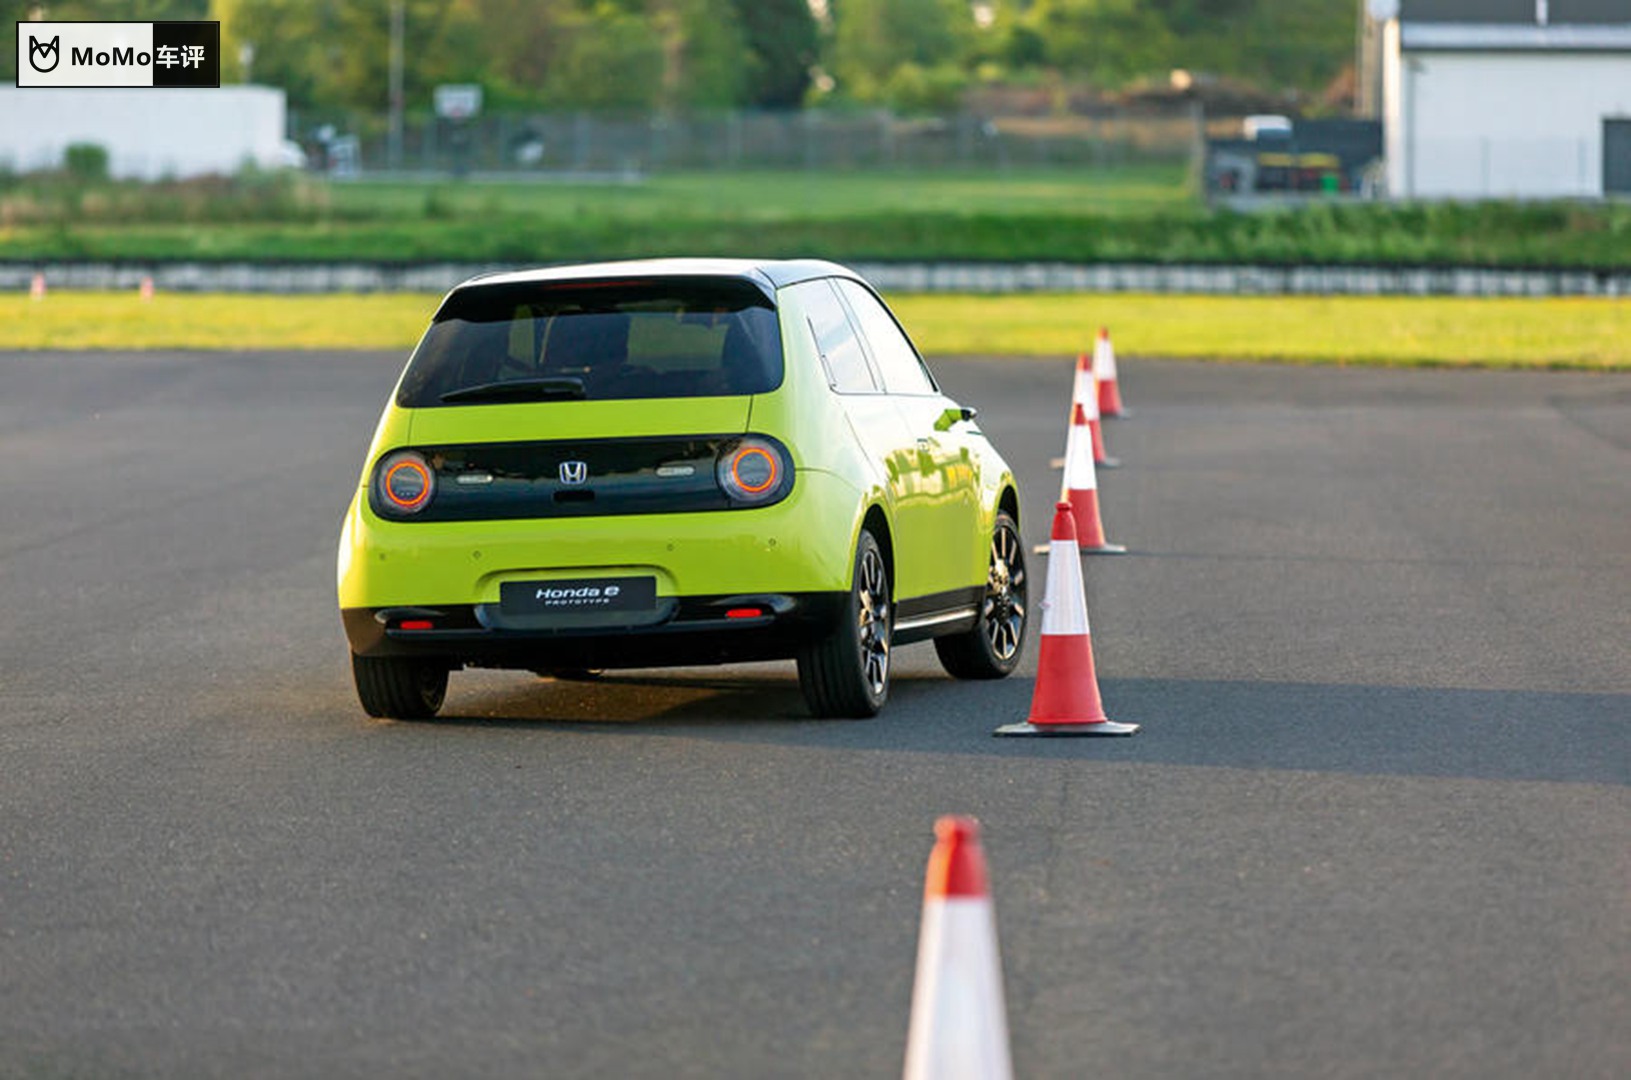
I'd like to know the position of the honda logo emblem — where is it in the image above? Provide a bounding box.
[558,460,589,486]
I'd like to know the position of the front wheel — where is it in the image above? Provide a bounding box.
[797,529,891,718]
[935,511,1028,679]
[351,653,449,719]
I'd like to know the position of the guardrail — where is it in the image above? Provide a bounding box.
[4,260,1629,297]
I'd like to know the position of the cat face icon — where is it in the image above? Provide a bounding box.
[29,35,61,74]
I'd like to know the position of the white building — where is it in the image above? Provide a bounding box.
[0,85,292,179]
[1380,0,1631,198]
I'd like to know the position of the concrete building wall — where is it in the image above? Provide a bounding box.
[1386,49,1631,197]
[0,86,288,179]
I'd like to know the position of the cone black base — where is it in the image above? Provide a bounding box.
[993,720,1140,737]
[1033,541,1128,555]
[1097,456,1122,469]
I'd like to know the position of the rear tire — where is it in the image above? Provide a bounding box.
[797,529,891,718]
[935,511,1028,679]
[351,653,449,719]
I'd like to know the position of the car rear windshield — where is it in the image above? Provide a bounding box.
[396,278,783,408]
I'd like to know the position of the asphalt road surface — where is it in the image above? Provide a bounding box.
[2,349,1627,1079]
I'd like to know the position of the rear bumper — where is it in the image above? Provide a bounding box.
[337,468,866,611]
[342,592,848,669]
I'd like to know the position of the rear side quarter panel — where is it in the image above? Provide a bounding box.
[758,282,893,573]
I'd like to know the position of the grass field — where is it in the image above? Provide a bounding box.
[3,291,1626,370]
[0,166,1198,262]
[326,168,1195,220]
[5,166,1630,266]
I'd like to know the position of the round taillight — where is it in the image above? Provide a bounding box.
[716,437,790,505]
[376,451,435,515]
[731,446,778,494]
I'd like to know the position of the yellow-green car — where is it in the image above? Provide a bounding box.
[338,259,1027,719]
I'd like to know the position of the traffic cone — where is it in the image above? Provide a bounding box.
[1052,352,1119,470]
[1045,402,1124,556]
[902,816,1014,1080]
[138,275,154,302]
[1094,327,1129,418]
[29,273,45,301]
[1080,359,1120,469]
[997,502,1138,737]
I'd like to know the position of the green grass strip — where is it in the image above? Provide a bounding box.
[0,293,436,351]
[890,294,1631,370]
[1,291,1626,370]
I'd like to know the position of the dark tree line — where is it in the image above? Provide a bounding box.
[4,0,1353,113]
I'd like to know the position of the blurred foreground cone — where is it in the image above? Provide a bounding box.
[29,273,45,301]
[1038,403,1124,556]
[997,503,1138,737]
[1094,327,1129,418]
[902,816,1013,1080]
[138,275,154,302]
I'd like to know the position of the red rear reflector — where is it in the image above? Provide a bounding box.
[399,620,434,630]
[725,608,763,619]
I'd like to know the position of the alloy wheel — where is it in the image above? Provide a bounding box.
[856,545,891,696]
[983,521,1026,661]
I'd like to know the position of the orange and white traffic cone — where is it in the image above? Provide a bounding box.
[997,502,1138,737]
[1046,402,1124,556]
[1080,359,1120,469]
[903,816,1014,1080]
[1094,326,1129,419]
[1052,352,1119,470]
[29,273,46,301]
[138,275,154,302]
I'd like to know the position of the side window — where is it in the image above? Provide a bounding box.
[797,280,878,394]
[835,280,937,396]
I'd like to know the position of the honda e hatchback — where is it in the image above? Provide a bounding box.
[338,259,1028,719]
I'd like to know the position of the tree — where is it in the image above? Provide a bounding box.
[452,0,575,105]
[543,2,663,109]
[655,0,750,109]
[1024,0,1177,86]
[327,0,461,112]
[829,0,973,103]
[1146,0,1254,36]
[219,0,339,109]
[226,0,504,112]
[729,0,819,109]
[2,0,211,83]
[973,0,1046,71]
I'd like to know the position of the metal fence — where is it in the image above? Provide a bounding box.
[291,107,1204,176]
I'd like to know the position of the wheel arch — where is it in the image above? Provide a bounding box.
[998,485,1020,530]
[860,503,894,583]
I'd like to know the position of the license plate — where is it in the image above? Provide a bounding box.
[500,576,657,615]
